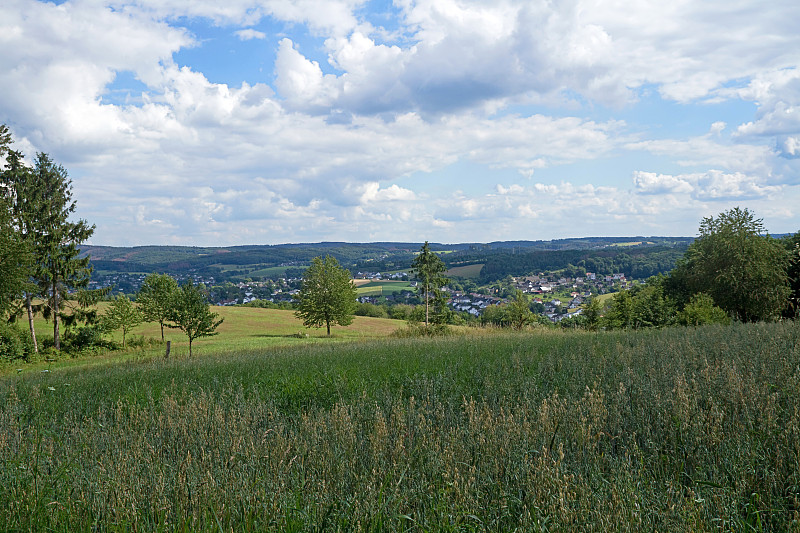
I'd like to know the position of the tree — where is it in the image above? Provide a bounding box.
[676,293,731,326]
[102,294,143,348]
[411,242,449,326]
[32,153,95,350]
[507,290,534,330]
[669,207,790,322]
[781,232,800,318]
[0,193,32,319]
[605,289,634,329]
[582,297,602,331]
[137,273,179,341]
[1,148,95,351]
[629,276,675,329]
[0,124,12,159]
[294,255,357,336]
[168,281,224,356]
[0,131,40,351]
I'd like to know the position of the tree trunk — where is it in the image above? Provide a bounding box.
[425,285,430,326]
[52,280,60,351]
[188,338,193,357]
[326,321,331,336]
[160,321,165,342]
[25,294,38,353]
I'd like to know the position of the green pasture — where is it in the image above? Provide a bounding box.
[9,305,405,373]
[445,263,483,278]
[355,280,413,297]
[247,265,307,278]
[608,241,655,247]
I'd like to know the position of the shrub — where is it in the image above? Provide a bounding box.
[354,302,388,318]
[0,322,30,362]
[62,325,116,354]
[677,293,731,326]
[390,322,452,337]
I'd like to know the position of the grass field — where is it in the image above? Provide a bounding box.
[446,263,484,279]
[355,280,414,297]
[1,321,799,530]
[7,306,405,374]
[246,265,308,278]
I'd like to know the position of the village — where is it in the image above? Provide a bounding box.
[87,262,634,324]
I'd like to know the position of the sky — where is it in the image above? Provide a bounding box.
[1,0,800,246]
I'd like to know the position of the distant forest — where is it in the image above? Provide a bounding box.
[81,237,693,285]
[472,245,689,282]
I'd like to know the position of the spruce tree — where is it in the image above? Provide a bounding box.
[34,153,95,350]
[0,132,42,350]
[411,242,449,326]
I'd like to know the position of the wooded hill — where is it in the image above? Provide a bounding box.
[81,237,693,285]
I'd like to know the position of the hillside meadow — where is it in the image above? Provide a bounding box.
[7,306,405,374]
[1,321,799,531]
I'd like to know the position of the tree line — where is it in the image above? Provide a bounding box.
[565,207,800,330]
[0,124,95,354]
[477,245,688,283]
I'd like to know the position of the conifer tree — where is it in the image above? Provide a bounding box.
[0,129,42,350]
[411,242,449,326]
[5,153,96,351]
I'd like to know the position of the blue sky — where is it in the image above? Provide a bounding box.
[2,0,799,246]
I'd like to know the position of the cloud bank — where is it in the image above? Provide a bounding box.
[1,0,799,245]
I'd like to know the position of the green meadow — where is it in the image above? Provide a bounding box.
[2,320,799,531]
[354,280,414,297]
[11,305,405,369]
[445,263,484,279]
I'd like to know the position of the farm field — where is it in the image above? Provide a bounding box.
[445,263,484,279]
[354,280,414,297]
[1,321,799,530]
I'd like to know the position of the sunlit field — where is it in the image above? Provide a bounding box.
[2,321,799,531]
[10,306,405,370]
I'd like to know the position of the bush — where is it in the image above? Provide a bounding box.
[390,322,452,338]
[677,293,731,326]
[354,302,388,318]
[388,304,415,321]
[0,322,35,362]
[62,325,116,354]
[126,335,161,349]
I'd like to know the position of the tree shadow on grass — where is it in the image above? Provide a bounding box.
[250,333,311,339]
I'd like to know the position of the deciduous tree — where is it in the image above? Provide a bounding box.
[669,207,789,322]
[102,294,143,348]
[168,281,223,356]
[137,273,179,341]
[294,255,357,336]
[507,290,534,330]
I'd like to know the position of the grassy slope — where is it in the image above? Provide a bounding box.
[8,306,404,375]
[446,263,484,278]
[1,322,799,530]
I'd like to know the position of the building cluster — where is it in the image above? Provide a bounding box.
[511,273,630,295]
[447,291,504,316]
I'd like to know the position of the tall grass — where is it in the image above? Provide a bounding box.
[1,322,799,531]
